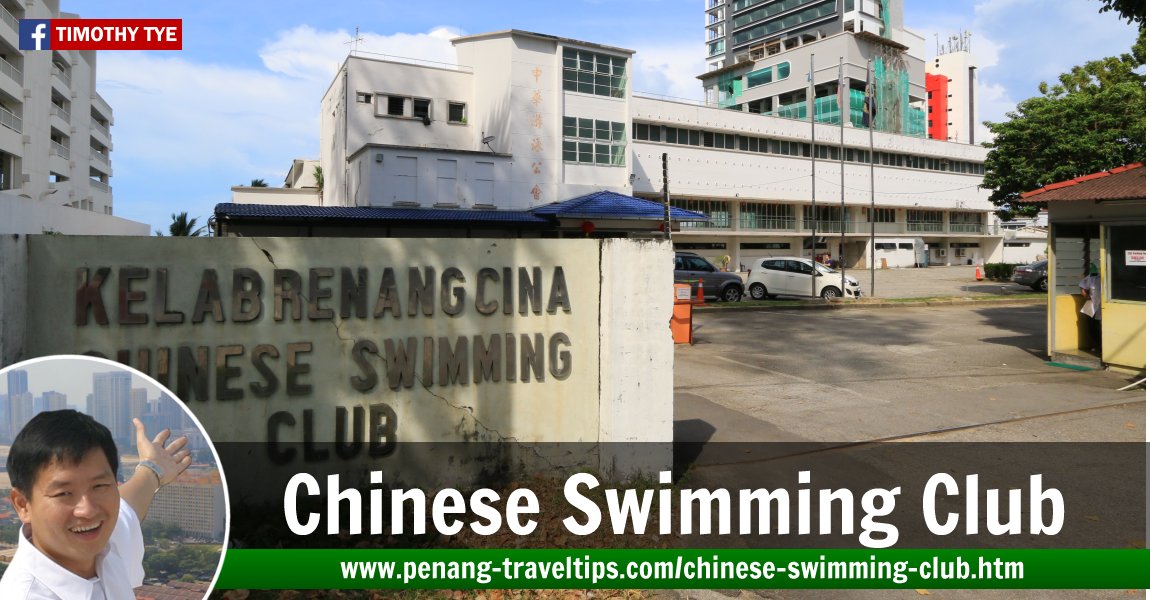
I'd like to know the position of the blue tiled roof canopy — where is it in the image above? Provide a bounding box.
[215,192,709,225]
[532,191,709,221]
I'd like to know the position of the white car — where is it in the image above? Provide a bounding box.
[746,257,861,300]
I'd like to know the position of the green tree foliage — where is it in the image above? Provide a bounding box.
[250,178,269,187]
[143,543,220,583]
[1098,0,1145,26]
[156,211,207,237]
[981,28,1145,217]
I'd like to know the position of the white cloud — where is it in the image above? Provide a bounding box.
[974,81,1010,144]
[259,25,463,81]
[630,41,707,102]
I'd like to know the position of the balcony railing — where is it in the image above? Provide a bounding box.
[51,104,70,122]
[52,66,71,87]
[681,215,732,229]
[50,141,69,159]
[906,221,945,233]
[682,214,1000,235]
[91,150,109,165]
[0,55,21,84]
[740,216,796,231]
[804,219,998,235]
[92,93,113,118]
[90,179,111,193]
[949,222,985,233]
[0,4,18,32]
[0,105,20,133]
[92,120,110,137]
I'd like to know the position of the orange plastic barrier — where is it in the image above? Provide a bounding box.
[671,283,693,344]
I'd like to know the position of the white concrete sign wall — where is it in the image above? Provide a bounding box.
[14,236,673,481]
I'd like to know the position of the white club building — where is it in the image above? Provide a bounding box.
[232,27,1000,268]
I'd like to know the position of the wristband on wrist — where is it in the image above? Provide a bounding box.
[136,460,165,488]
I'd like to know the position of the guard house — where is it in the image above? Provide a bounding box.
[1018,163,1145,373]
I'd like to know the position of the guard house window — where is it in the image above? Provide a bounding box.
[448,102,467,124]
[1108,225,1146,302]
[562,48,626,98]
[562,116,626,166]
[356,92,372,104]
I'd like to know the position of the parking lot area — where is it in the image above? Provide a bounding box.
[670,303,1144,600]
[676,303,1143,446]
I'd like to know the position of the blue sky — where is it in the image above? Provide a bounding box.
[61,0,1141,233]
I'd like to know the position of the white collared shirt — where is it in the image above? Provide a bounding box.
[0,498,145,600]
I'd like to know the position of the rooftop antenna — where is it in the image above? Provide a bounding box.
[345,27,364,55]
[481,132,496,154]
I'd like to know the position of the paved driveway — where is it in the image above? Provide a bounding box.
[668,304,1144,600]
[675,303,1142,445]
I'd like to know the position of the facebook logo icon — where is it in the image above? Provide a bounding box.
[18,19,51,50]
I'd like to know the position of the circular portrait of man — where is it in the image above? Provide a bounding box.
[0,355,228,600]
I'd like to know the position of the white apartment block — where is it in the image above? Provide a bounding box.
[0,0,145,235]
[147,479,226,541]
[303,27,997,269]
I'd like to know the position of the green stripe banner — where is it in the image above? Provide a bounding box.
[215,549,1150,589]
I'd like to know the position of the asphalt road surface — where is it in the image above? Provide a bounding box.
[667,303,1144,600]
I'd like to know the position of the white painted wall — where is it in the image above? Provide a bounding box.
[872,238,919,268]
[1002,228,1049,264]
[598,238,673,477]
[231,187,321,206]
[631,95,990,211]
[351,147,514,208]
[0,193,148,235]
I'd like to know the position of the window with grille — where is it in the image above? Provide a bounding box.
[562,116,626,166]
[562,48,626,98]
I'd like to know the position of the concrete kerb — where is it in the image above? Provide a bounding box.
[694,296,1047,312]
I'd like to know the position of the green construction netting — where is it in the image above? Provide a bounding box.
[767,62,925,137]
[775,99,806,120]
[871,56,923,137]
[718,72,743,108]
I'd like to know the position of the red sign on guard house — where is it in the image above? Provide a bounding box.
[19,19,182,51]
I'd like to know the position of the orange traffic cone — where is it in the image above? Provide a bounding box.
[696,278,705,304]
[974,265,983,281]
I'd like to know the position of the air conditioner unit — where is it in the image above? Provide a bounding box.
[936,248,947,257]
